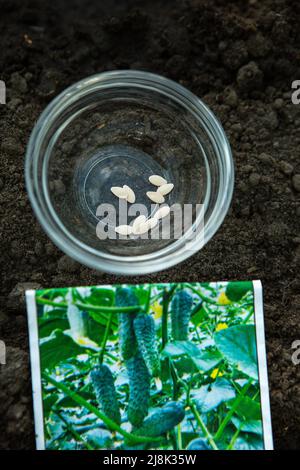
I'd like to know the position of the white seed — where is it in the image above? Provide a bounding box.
[132,215,147,234]
[154,205,170,220]
[147,217,158,229]
[111,186,128,199]
[157,183,174,196]
[149,175,167,186]
[115,225,132,236]
[136,222,150,235]
[146,191,165,204]
[136,217,158,235]
[123,184,136,203]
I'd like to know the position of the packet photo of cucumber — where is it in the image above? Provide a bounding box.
[26,280,273,450]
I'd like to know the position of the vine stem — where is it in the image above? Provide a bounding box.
[99,312,113,364]
[105,351,118,362]
[161,284,177,348]
[177,423,182,450]
[36,297,140,315]
[242,307,254,325]
[161,286,177,390]
[214,378,253,441]
[161,289,170,386]
[190,300,204,319]
[161,289,169,349]
[226,422,243,450]
[189,402,218,450]
[193,325,202,343]
[43,373,160,445]
[144,285,152,313]
[170,361,180,400]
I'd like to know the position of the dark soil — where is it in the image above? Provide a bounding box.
[0,0,300,450]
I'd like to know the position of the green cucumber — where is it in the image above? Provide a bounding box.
[171,290,193,340]
[133,313,160,377]
[126,351,150,427]
[133,401,185,437]
[116,287,139,360]
[91,364,121,425]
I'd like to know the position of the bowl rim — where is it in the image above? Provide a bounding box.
[25,70,234,275]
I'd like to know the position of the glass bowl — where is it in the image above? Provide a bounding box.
[25,70,234,275]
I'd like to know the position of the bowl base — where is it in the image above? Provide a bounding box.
[75,144,168,227]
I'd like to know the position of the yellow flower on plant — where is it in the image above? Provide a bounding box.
[151,301,163,319]
[217,291,231,305]
[210,368,224,379]
[215,322,228,332]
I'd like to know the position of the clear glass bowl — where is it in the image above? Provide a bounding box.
[25,71,234,275]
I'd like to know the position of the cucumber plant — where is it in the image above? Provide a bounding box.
[38,281,263,451]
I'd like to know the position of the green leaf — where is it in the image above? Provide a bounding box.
[41,308,66,318]
[86,287,114,306]
[162,340,200,358]
[40,330,84,371]
[231,416,263,435]
[234,434,264,450]
[192,350,223,372]
[83,429,113,449]
[233,396,261,421]
[162,341,223,372]
[43,393,59,414]
[87,310,116,327]
[225,281,253,303]
[38,317,69,338]
[214,325,258,380]
[173,356,198,374]
[192,378,236,413]
[87,317,108,345]
[47,411,66,440]
[191,306,206,326]
[132,286,150,305]
[37,287,68,299]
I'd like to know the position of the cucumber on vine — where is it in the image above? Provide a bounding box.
[133,401,185,437]
[171,290,193,340]
[186,437,211,450]
[133,313,160,377]
[91,364,121,425]
[116,287,139,360]
[126,351,150,427]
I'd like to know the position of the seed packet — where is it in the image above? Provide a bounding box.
[26,280,273,450]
